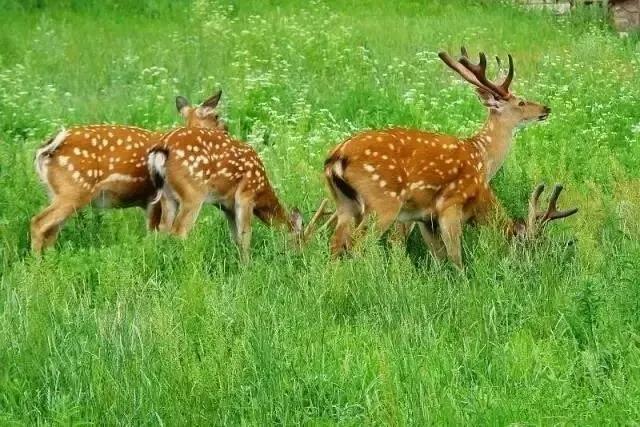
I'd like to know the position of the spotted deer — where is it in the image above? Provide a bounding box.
[147,128,303,259]
[322,48,577,267]
[31,90,226,254]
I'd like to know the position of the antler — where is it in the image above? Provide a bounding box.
[525,183,578,238]
[302,199,337,243]
[499,54,514,94]
[494,54,514,93]
[459,47,512,98]
[439,46,514,99]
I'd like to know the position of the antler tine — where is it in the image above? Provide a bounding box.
[499,54,514,94]
[438,51,486,90]
[440,48,511,99]
[459,52,487,78]
[317,211,338,233]
[459,51,510,99]
[439,49,505,101]
[527,183,545,236]
[302,198,329,241]
[541,184,562,222]
[541,184,579,223]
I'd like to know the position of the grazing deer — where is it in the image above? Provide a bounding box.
[322,48,577,267]
[147,128,303,259]
[31,90,226,254]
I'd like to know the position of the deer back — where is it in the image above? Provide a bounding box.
[326,127,489,219]
[158,127,290,226]
[36,125,160,206]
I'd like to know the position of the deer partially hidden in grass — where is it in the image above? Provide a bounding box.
[321,48,578,267]
[147,127,305,260]
[31,90,226,254]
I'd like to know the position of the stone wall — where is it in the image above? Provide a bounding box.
[517,0,572,13]
[611,0,640,31]
[517,0,640,31]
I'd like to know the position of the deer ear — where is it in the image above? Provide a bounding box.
[202,89,222,109]
[176,96,191,116]
[475,88,503,110]
[290,208,303,235]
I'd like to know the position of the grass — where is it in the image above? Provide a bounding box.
[1,0,640,424]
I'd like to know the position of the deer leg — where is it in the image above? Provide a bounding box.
[159,194,178,232]
[388,222,414,245]
[330,210,355,257]
[234,197,254,261]
[31,198,82,254]
[222,208,238,245]
[170,198,204,238]
[418,222,447,260]
[371,213,399,238]
[366,197,402,238]
[41,223,65,249]
[438,205,464,268]
[31,205,57,252]
[146,201,163,231]
[329,194,365,257]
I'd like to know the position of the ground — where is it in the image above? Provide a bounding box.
[0,0,639,424]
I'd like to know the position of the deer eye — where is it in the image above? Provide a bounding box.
[518,100,526,107]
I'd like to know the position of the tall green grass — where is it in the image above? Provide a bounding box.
[1,0,639,423]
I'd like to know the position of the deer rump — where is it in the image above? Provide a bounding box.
[325,155,361,206]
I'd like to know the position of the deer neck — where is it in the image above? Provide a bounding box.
[255,192,292,231]
[470,111,519,182]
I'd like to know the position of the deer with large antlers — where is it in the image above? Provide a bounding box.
[147,128,304,260]
[321,48,577,267]
[31,90,226,254]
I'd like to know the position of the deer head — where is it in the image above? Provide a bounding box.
[176,89,228,131]
[439,47,550,126]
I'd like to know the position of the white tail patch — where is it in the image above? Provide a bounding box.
[327,157,365,216]
[147,150,167,179]
[331,159,344,179]
[147,150,168,204]
[34,129,69,189]
[151,192,162,207]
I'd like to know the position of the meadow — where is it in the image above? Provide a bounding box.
[1,0,639,424]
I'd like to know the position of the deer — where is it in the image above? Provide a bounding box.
[320,47,578,267]
[31,89,226,254]
[147,127,304,260]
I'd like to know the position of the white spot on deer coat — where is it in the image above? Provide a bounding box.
[101,173,138,184]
